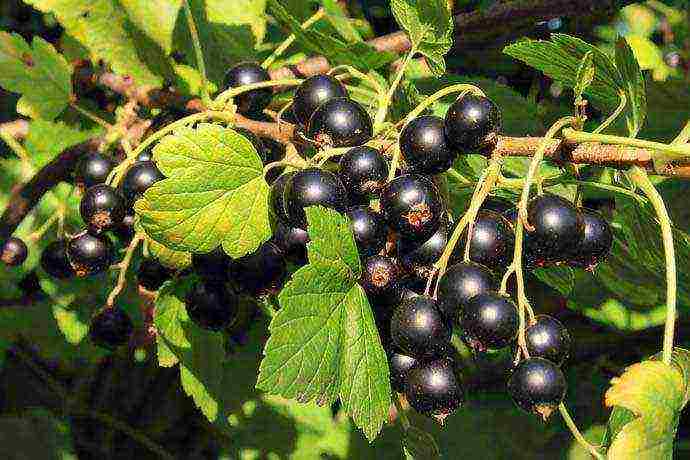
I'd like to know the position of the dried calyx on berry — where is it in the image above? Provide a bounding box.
[404,357,464,424]
[306,98,373,148]
[67,231,114,278]
[360,255,400,297]
[380,174,445,241]
[80,184,127,234]
[338,146,389,197]
[508,357,566,421]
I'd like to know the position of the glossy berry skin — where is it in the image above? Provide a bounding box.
[283,168,348,229]
[405,358,464,422]
[76,153,115,189]
[444,94,501,151]
[400,116,457,175]
[525,315,571,366]
[389,351,418,393]
[67,231,114,277]
[527,194,584,261]
[80,184,127,233]
[567,208,613,269]
[508,357,567,420]
[307,98,373,148]
[120,161,165,206]
[437,262,496,322]
[223,62,272,115]
[89,308,134,350]
[137,259,172,291]
[399,221,448,269]
[40,240,74,279]
[269,172,295,224]
[272,221,309,264]
[390,296,451,360]
[380,174,445,241]
[185,281,238,331]
[360,255,400,297]
[229,242,287,295]
[293,75,348,126]
[461,292,519,351]
[338,146,389,197]
[192,247,231,283]
[1,237,28,266]
[347,206,387,257]
[456,210,514,270]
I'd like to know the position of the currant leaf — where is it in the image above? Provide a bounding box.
[24,120,103,169]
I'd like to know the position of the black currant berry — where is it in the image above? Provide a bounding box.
[389,351,418,393]
[80,184,127,233]
[67,231,114,277]
[390,296,451,360]
[113,212,136,244]
[444,93,501,151]
[137,259,172,291]
[525,315,571,366]
[192,247,231,283]
[307,98,373,147]
[185,281,238,331]
[461,291,519,351]
[40,240,75,279]
[293,75,348,126]
[89,308,134,350]
[229,242,287,295]
[347,206,387,257]
[567,208,613,269]
[399,221,448,270]
[269,172,295,224]
[361,255,400,297]
[223,62,272,115]
[1,237,28,267]
[338,146,389,197]
[272,221,309,264]
[508,357,567,420]
[120,160,165,206]
[283,168,348,229]
[400,115,457,175]
[455,210,514,269]
[503,208,541,269]
[527,194,584,261]
[76,153,116,189]
[437,262,496,322]
[405,357,464,423]
[380,174,445,241]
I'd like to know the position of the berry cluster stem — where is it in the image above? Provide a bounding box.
[182,0,211,106]
[400,84,485,128]
[592,92,626,135]
[106,233,144,308]
[374,44,418,133]
[562,128,690,161]
[262,8,326,69]
[628,166,677,365]
[558,403,605,460]
[213,79,304,109]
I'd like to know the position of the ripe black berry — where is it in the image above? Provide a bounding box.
[137,259,173,291]
[113,212,136,244]
[80,184,127,233]
[361,255,400,297]
[461,291,519,351]
[40,240,75,279]
[223,62,272,115]
[272,221,309,264]
[338,146,389,197]
[293,75,348,126]
[283,168,348,229]
[120,160,165,206]
[508,357,567,420]
[229,242,287,295]
[503,208,541,269]
[1,237,28,266]
[192,247,231,282]
[400,115,457,174]
[437,262,496,322]
[405,357,464,423]
[444,93,501,151]
[67,231,114,277]
[456,210,514,269]
[399,221,448,269]
[567,208,613,269]
[527,194,584,261]
[307,98,373,147]
[76,153,115,189]
[89,308,134,350]
[380,174,445,241]
[390,296,451,360]
[347,206,387,257]
[185,281,238,331]
[389,351,417,393]
[269,172,295,224]
[525,315,571,366]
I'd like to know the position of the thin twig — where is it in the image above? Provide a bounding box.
[106,234,144,308]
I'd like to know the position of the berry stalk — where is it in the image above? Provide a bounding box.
[182,0,211,106]
[558,403,605,460]
[262,8,326,69]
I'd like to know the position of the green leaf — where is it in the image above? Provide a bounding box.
[119,0,182,54]
[504,34,622,107]
[0,33,72,120]
[322,0,363,43]
[603,348,690,459]
[305,206,360,277]
[135,123,271,258]
[615,38,647,137]
[155,280,192,352]
[390,0,453,75]
[148,238,192,270]
[403,426,441,459]
[573,51,595,106]
[24,120,103,169]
